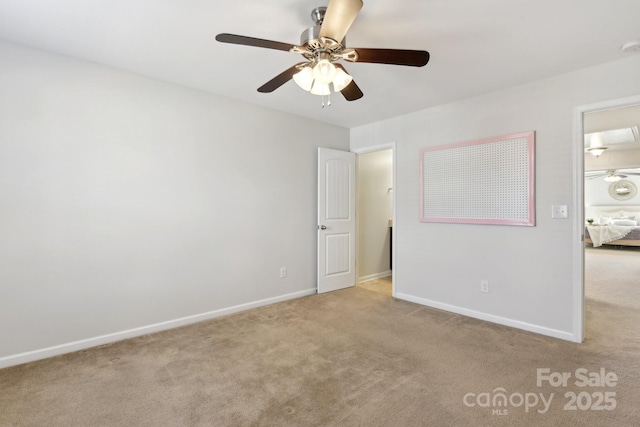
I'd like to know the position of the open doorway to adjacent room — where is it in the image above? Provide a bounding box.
[354,145,395,297]
[579,97,640,342]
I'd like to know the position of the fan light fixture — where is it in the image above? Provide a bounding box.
[584,126,639,157]
[289,5,356,106]
[293,52,354,102]
[215,0,430,107]
[585,146,608,157]
[604,172,622,182]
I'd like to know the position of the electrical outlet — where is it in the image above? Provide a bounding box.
[280,267,287,278]
[480,280,489,293]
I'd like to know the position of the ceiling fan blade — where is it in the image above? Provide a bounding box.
[216,33,295,52]
[257,63,304,93]
[319,0,363,43]
[334,64,363,101]
[350,48,430,67]
[340,80,364,101]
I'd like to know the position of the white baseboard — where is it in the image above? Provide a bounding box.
[358,271,392,283]
[395,292,578,342]
[0,288,317,369]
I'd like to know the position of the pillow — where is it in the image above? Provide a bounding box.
[622,211,640,219]
[612,216,635,221]
[599,216,611,225]
[611,219,637,226]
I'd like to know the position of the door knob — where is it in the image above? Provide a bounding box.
[319,225,327,230]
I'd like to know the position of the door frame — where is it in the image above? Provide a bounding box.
[573,94,640,343]
[352,142,397,297]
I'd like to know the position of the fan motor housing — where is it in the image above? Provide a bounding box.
[300,25,321,46]
[300,26,346,47]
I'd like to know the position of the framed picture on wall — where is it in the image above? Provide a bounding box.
[420,131,535,226]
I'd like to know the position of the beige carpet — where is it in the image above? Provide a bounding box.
[1,248,638,426]
[357,275,392,296]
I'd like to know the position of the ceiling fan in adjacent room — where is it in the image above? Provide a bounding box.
[215,0,430,106]
[585,169,640,182]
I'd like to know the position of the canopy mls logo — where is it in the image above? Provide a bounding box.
[463,368,618,416]
[463,389,553,415]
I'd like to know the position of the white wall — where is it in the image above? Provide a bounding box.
[357,149,393,280]
[351,55,640,341]
[0,41,349,366]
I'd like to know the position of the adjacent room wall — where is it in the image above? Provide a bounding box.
[584,149,640,171]
[356,149,393,281]
[585,175,640,207]
[351,54,640,341]
[0,41,350,366]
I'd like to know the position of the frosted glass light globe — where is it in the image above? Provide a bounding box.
[332,67,353,92]
[310,82,331,96]
[312,59,337,85]
[293,67,314,91]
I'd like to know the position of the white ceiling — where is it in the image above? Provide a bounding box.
[1,0,639,128]
[585,105,640,135]
[584,104,640,172]
[585,105,640,151]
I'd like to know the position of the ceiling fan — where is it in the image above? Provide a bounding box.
[585,169,640,182]
[215,0,430,106]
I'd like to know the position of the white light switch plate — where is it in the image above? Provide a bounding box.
[551,205,568,219]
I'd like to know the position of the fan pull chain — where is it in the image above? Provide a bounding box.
[321,93,331,108]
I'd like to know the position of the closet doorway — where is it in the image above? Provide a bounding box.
[354,144,396,297]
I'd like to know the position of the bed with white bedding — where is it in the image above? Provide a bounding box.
[584,205,640,247]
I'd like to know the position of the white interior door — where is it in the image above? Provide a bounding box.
[318,147,356,293]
